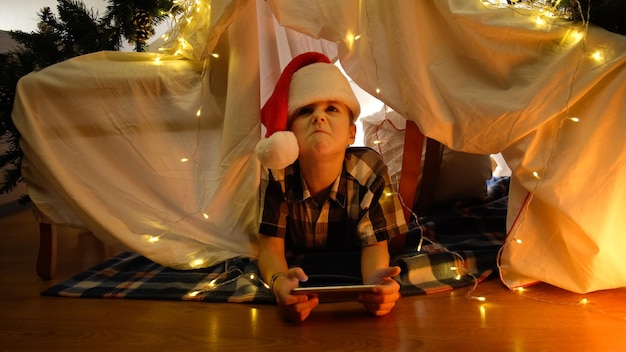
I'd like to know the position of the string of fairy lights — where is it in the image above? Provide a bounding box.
[487,0,596,303]
[357,0,484,301]
[137,0,223,271]
[482,0,613,310]
[356,0,610,308]
[140,0,612,306]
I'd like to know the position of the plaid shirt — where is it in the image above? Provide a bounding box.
[259,147,408,255]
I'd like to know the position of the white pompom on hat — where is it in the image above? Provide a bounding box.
[255,52,360,169]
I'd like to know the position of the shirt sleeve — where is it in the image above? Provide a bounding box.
[259,173,288,238]
[353,149,409,246]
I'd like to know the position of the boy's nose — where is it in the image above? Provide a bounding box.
[312,110,326,124]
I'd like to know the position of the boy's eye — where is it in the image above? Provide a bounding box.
[326,105,339,113]
[297,107,313,116]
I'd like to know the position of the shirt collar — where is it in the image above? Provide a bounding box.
[284,161,348,208]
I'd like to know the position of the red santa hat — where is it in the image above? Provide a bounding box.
[255,52,361,169]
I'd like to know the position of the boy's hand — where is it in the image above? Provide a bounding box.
[273,267,319,322]
[359,266,402,316]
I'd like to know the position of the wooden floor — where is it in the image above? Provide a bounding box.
[1,205,626,352]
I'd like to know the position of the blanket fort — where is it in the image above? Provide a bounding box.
[12,0,626,293]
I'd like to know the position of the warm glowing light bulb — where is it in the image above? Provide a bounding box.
[417,237,424,252]
[515,238,523,244]
[535,16,546,26]
[181,157,189,162]
[203,213,209,219]
[375,88,381,94]
[568,30,583,43]
[196,108,202,117]
[532,171,540,179]
[591,50,604,63]
[147,236,160,243]
[190,258,205,268]
[568,116,580,122]
[580,298,589,305]
[210,52,219,58]
[345,32,356,49]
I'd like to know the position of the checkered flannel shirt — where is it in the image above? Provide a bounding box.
[259,147,408,255]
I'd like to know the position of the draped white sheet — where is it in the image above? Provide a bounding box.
[12,0,626,292]
[12,0,336,269]
[268,0,626,293]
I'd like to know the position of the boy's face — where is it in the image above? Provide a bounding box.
[290,100,356,160]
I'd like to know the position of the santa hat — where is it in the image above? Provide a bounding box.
[255,52,361,169]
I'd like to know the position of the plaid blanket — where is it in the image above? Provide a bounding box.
[394,176,509,294]
[42,177,509,303]
[42,253,276,303]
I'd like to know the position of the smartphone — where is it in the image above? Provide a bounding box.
[291,284,376,303]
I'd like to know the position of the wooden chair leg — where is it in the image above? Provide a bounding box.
[36,223,57,280]
[390,121,424,256]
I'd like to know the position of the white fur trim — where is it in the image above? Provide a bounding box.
[255,131,299,170]
[287,63,360,119]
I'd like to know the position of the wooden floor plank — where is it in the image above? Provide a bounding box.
[1,206,625,351]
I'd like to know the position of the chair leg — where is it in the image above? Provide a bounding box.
[36,223,57,280]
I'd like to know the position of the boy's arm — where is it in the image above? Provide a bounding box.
[258,234,317,321]
[360,240,401,316]
[361,240,391,284]
[258,234,289,293]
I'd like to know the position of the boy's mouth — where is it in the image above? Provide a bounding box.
[312,130,330,136]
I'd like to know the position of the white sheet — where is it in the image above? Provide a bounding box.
[12,0,626,291]
[267,0,626,293]
[12,0,337,269]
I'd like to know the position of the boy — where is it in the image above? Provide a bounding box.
[255,52,408,322]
